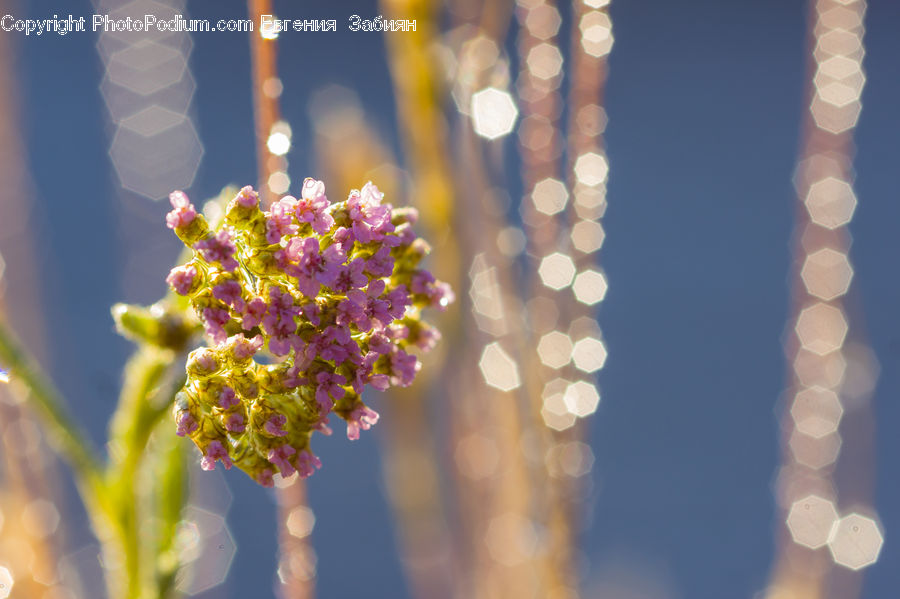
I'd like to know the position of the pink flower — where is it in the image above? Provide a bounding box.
[388,323,409,340]
[367,332,393,355]
[315,371,346,412]
[353,351,389,393]
[225,412,246,434]
[194,229,239,272]
[336,297,365,328]
[241,297,267,331]
[282,365,307,389]
[395,223,416,246]
[283,237,343,297]
[346,405,380,441]
[262,288,301,356]
[430,281,455,310]
[166,264,198,296]
[343,279,393,331]
[265,413,288,437]
[333,257,368,292]
[347,182,394,243]
[386,285,410,319]
[190,349,220,375]
[166,179,452,487]
[412,271,455,310]
[410,270,434,294]
[235,185,259,208]
[176,411,198,437]
[229,334,263,361]
[266,196,298,244]
[202,307,231,344]
[297,178,334,235]
[296,450,322,479]
[414,327,441,351]
[213,280,245,312]
[317,326,360,365]
[314,416,333,436]
[301,302,321,326]
[365,246,394,278]
[268,444,297,477]
[218,386,240,409]
[201,441,232,471]
[332,226,354,247]
[166,190,197,229]
[390,350,420,387]
[257,468,275,487]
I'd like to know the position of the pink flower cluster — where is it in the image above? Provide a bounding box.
[166,180,452,486]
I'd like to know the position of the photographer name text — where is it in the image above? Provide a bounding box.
[0,14,415,36]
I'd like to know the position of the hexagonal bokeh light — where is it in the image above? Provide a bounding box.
[286,506,316,539]
[541,378,576,431]
[526,43,564,80]
[571,219,605,254]
[827,513,884,570]
[21,498,61,539]
[805,177,857,229]
[572,269,608,305]
[576,103,608,137]
[572,337,607,373]
[816,28,861,59]
[793,347,847,390]
[564,380,600,417]
[539,253,577,290]
[580,11,614,57]
[524,4,561,40]
[537,331,573,369]
[790,386,843,439]
[810,96,862,135]
[531,178,569,215]
[556,441,595,477]
[573,152,609,187]
[789,429,841,470]
[801,248,853,301]
[98,2,202,200]
[175,507,236,596]
[479,342,521,391]
[795,303,848,356]
[471,87,519,140]
[786,494,838,549]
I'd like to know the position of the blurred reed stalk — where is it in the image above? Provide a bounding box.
[249,0,284,207]
[247,1,316,597]
[447,2,568,597]
[0,11,68,594]
[374,0,612,597]
[515,0,578,594]
[377,1,464,597]
[765,0,878,597]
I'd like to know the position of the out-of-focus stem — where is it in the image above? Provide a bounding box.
[247,2,316,597]
[275,479,315,599]
[105,347,184,599]
[248,0,280,206]
[0,322,103,489]
[378,2,462,597]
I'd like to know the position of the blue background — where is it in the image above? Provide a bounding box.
[9,0,900,596]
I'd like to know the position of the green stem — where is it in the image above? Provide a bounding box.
[0,321,103,487]
[106,346,186,599]
[152,424,189,599]
[0,321,123,595]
